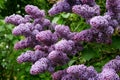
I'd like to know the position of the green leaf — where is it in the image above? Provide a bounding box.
[0,26,5,31]
[68,60,76,66]
[5,34,13,40]
[69,13,79,21]
[61,13,70,18]
[111,36,120,49]
[52,16,60,23]
[82,47,98,61]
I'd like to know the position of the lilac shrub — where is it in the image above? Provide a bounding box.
[4,0,120,79]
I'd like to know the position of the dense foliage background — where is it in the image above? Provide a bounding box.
[0,0,120,80]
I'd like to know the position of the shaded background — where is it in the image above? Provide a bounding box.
[0,0,120,80]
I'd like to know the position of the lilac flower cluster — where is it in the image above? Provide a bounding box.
[5,5,83,75]
[73,4,100,23]
[91,56,120,80]
[17,50,47,63]
[52,56,120,80]
[48,1,71,16]
[5,14,31,26]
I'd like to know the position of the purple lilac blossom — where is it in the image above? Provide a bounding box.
[12,23,32,36]
[48,50,69,65]
[52,69,67,80]
[96,69,119,80]
[55,25,71,39]
[48,1,71,16]
[72,4,100,21]
[14,37,36,50]
[5,14,27,25]
[30,58,50,75]
[36,30,53,45]
[54,39,75,53]
[25,5,45,18]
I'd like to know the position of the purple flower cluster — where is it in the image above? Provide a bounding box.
[91,56,120,80]
[54,25,71,39]
[36,30,58,45]
[52,69,67,80]
[25,5,45,18]
[94,69,119,80]
[107,0,120,30]
[54,40,75,53]
[17,50,47,63]
[52,56,120,80]
[48,1,71,16]
[12,23,31,36]
[5,14,31,25]
[72,4,100,22]
[48,51,69,65]
[14,37,36,50]
[103,56,120,73]
[30,58,50,75]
